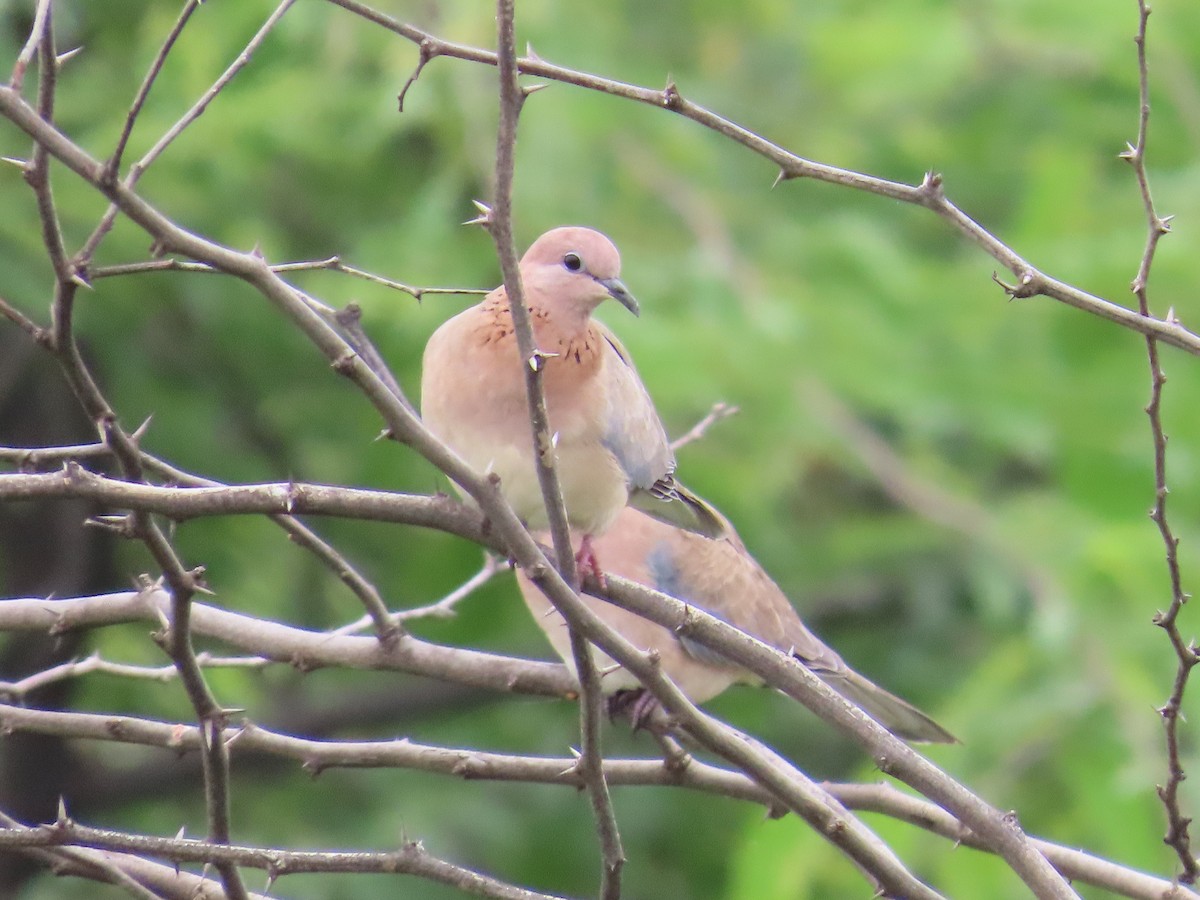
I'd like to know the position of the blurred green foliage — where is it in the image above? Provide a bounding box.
[3,0,1200,896]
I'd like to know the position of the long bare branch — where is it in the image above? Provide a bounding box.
[321,0,1200,357]
[0,813,567,900]
[0,704,1186,900]
[1120,1,1197,880]
[0,589,572,697]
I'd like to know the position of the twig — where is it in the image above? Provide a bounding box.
[76,0,297,270]
[0,651,269,700]
[0,707,1192,900]
[0,814,568,900]
[333,302,415,414]
[0,466,494,534]
[0,437,399,643]
[319,0,1200,357]
[0,78,1056,897]
[87,256,488,300]
[670,402,739,452]
[0,294,51,343]
[0,810,164,900]
[595,572,1081,900]
[0,588,574,697]
[0,440,114,470]
[1120,0,1197,883]
[333,553,510,636]
[28,10,72,290]
[7,0,52,92]
[144,445,400,645]
[23,845,273,900]
[136,0,297,181]
[397,37,437,111]
[21,15,248,895]
[105,0,203,182]
[490,4,624,894]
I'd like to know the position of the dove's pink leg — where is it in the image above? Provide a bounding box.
[575,533,607,589]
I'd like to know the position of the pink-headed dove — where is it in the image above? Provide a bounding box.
[516,507,955,744]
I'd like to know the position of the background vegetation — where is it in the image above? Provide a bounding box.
[3,0,1200,896]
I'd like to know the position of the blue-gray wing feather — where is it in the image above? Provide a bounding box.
[597,324,676,492]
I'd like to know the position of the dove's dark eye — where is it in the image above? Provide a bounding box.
[563,252,583,272]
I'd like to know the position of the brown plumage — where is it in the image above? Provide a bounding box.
[421,226,726,546]
[517,507,956,744]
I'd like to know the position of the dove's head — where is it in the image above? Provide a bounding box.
[520,226,639,321]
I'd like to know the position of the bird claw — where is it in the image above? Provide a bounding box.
[606,688,659,731]
[575,534,607,589]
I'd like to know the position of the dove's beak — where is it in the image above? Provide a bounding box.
[599,277,639,317]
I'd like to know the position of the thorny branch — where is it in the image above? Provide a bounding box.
[0,588,574,697]
[18,9,252,899]
[333,553,511,636]
[321,0,1200,357]
[0,1,1191,897]
[77,0,299,271]
[0,651,269,701]
[87,255,488,302]
[669,402,739,453]
[1120,0,1199,882]
[0,590,948,897]
[487,2,625,895]
[0,22,1073,899]
[148,446,400,643]
[0,814,568,900]
[0,806,273,900]
[0,702,1190,900]
[7,0,51,92]
[104,0,202,183]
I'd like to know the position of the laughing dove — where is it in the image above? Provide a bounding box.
[421,226,725,562]
[516,507,955,744]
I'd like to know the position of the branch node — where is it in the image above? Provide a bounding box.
[188,565,213,595]
[918,170,945,203]
[991,268,1041,300]
[85,514,136,538]
[398,38,439,112]
[98,158,119,190]
[662,79,682,110]
[330,350,359,376]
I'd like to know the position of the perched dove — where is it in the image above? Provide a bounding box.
[516,507,955,744]
[421,226,725,572]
